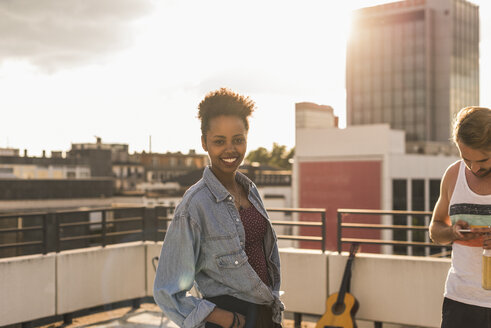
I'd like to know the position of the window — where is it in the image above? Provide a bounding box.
[392,179,408,255]
[415,88,425,105]
[429,179,441,211]
[404,89,415,106]
[412,179,426,256]
[0,167,13,173]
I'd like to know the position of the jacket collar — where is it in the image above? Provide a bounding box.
[202,166,254,203]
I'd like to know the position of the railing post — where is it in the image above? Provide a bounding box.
[63,313,73,325]
[45,213,58,254]
[424,213,430,257]
[101,211,107,247]
[142,207,147,242]
[55,213,61,253]
[42,214,48,255]
[337,211,342,253]
[156,206,161,242]
[143,207,156,242]
[321,210,326,253]
[293,312,302,328]
[132,298,141,309]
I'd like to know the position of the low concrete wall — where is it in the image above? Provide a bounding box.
[328,252,451,328]
[279,248,329,315]
[0,243,452,328]
[0,253,56,326]
[57,242,146,314]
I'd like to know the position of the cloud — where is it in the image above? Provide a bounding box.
[0,0,153,72]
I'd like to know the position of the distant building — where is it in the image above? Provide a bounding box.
[346,0,479,144]
[295,102,339,129]
[0,148,20,157]
[0,145,112,214]
[294,122,458,255]
[68,138,116,177]
[134,149,209,183]
[112,161,145,193]
[0,150,91,180]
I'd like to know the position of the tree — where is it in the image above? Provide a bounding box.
[245,146,270,164]
[246,143,294,169]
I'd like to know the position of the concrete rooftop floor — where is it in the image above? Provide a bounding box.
[37,303,407,328]
[36,303,320,328]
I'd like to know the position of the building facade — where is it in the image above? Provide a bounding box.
[294,123,458,254]
[69,138,121,177]
[346,0,479,143]
[134,149,209,183]
[0,150,91,180]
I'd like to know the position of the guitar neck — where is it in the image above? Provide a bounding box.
[336,244,358,304]
[336,258,354,303]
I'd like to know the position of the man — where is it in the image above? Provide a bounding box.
[429,106,491,328]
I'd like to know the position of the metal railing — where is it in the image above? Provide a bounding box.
[268,207,326,252]
[0,206,176,258]
[3,206,453,258]
[0,212,48,257]
[337,208,449,256]
[0,206,327,257]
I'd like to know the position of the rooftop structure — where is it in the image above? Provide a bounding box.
[295,102,339,129]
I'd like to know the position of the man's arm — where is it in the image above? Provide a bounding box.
[429,163,481,244]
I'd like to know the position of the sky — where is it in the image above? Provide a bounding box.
[1,0,490,157]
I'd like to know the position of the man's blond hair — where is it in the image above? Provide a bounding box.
[453,106,491,150]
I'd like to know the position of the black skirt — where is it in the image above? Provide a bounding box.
[204,295,281,328]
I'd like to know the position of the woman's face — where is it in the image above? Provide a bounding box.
[201,115,248,177]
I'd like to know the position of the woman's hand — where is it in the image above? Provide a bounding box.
[234,312,246,328]
[205,308,246,328]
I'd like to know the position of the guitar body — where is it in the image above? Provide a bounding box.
[315,292,359,328]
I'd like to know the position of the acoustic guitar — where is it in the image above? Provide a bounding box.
[316,243,360,328]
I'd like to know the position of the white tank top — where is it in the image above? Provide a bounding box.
[445,161,491,307]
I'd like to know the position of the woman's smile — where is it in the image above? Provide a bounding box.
[221,156,239,164]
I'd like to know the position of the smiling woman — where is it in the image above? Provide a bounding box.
[153,88,284,328]
[198,88,253,188]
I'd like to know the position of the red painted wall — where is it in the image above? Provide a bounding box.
[299,161,382,253]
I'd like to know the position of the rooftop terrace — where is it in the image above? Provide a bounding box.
[1,206,449,328]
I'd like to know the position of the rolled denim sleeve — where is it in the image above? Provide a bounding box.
[153,213,215,328]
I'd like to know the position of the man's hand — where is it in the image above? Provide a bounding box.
[452,220,478,241]
[453,220,491,243]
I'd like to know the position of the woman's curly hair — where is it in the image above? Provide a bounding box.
[198,88,255,137]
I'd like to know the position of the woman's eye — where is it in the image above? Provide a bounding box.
[214,140,224,145]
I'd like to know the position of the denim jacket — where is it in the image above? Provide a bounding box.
[153,166,284,328]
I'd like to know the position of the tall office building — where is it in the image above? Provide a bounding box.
[346,0,479,144]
